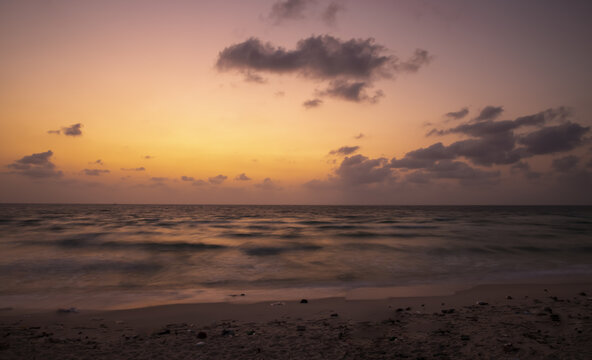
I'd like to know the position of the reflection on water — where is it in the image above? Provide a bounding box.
[0,205,591,308]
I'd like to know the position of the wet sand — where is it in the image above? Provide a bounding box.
[1,282,591,359]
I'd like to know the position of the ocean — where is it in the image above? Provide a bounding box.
[1,204,591,309]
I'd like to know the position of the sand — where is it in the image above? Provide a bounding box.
[1,282,591,359]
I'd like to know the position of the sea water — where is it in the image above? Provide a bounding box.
[0,204,591,309]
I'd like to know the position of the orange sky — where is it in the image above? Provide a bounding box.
[1,0,591,204]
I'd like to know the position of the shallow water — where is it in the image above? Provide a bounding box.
[0,204,591,309]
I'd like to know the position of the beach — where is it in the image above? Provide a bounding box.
[2,282,591,359]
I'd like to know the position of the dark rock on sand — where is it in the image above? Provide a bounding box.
[197,331,207,339]
[57,308,78,314]
[300,299,308,304]
[221,329,235,337]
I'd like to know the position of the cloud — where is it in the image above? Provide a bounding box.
[121,167,146,171]
[255,177,280,190]
[421,106,582,166]
[322,2,345,26]
[303,98,323,108]
[180,176,195,181]
[391,142,455,169]
[395,49,432,73]
[445,107,469,120]
[144,155,154,160]
[517,122,589,155]
[192,179,207,186]
[321,80,384,103]
[551,155,579,172]
[268,0,310,24]
[235,173,251,181]
[62,123,83,136]
[354,133,365,139]
[83,169,110,176]
[329,146,360,156]
[208,174,227,185]
[404,160,500,185]
[335,154,392,186]
[217,35,430,104]
[217,35,397,79]
[244,71,267,84]
[91,159,103,166]
[6,150,63,178]
[47,130,61,135]
[150,177,168,182]
[474,106,504,122]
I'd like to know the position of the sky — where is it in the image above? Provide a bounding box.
[1,0,591,204]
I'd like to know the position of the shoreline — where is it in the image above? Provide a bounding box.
[2,272,592,312]
[2,281,591,359]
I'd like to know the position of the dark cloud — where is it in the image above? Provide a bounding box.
[208,174,227,185]
[47,130,60,135]
[510,161,530,173]
[322,2,345,26]
[235,173,251,181]
[6,150,63,178]
[518,122,589,155]
[144,155,154,160]
[244,71,267,84]
[354,133,365,139]
[321,80,384,103]
[217,35,430,104]
[217,35,395,80]
[510,161,543,180]
[395,49,432,73]
[255,177,280,190]
[180,176,195,182]
[192,179,207,186]
[269,0,310,24]
[474,106,504,122]
[408,160,499,185]
[335,155,392,186]
[121,167,146,171]
[303,98,323,108]
[150,177,168,182]
[92,159,104,166]
[83,169,110,176]
[552,155,579,172]
[421,107,581,166]
[445,107,469,120]
[62,123,83,136]
[329,146,360,156]
[391,142,455,169]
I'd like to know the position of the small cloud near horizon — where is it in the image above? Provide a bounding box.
[6,150,63,178]
[121,167,146,171]
[235,173,251,181]
[209,174,228,185]
[83,169,110,176]
[329,146,360,156]
[47,123,83,136]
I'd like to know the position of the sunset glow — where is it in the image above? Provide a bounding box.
[1,0,591,204]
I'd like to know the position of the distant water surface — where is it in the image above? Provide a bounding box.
[0,205,591,309]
